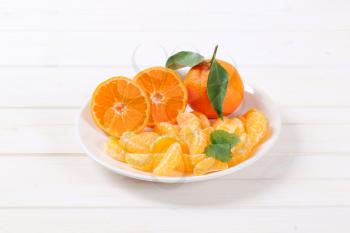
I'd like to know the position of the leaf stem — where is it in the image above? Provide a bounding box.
[209,45,219,68]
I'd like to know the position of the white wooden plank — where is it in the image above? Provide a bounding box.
[1,67,350,107]
[282,107,350,124]
[0,156,349,207]
[0,154,349,181]
[0,208,349,233]
[0,31,348,67]
[1,0,349,31]
[0,109,78,126]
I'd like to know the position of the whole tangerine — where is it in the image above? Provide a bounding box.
[184,60,244,119]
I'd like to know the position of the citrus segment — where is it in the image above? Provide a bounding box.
[90,76,150,137]
[193,157,228,175]
[125,153,154,172]
[213,117,245,135]
[176,112,201,130]
[104,137,126,162]
[153,122,179,136]
[183,153,206,172]
[134,67,188,126]
[151,135,189,154]
[179,127,209,154]
[192,111,211,129]
[242,109,269,144]
[153,142,185,176]
[120,131,158,153]
[202,126,214,138]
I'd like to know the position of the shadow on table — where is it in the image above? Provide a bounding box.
[100,126,298,207]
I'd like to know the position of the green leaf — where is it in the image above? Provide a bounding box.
[206,46,228,119]
[205,143,232,162]
[210,130,240,147]
[165,51,204,69]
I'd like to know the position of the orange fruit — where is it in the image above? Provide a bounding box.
[90,77,150,137]
[241,109,269,144]
[192,111,211,129]
[193,157,228,176]
[176,112,201,130]
[153,142,185,176]
[184,60,244,119]
[229,109,269,167]
[125,153,154,172]
[151,135,189,154]
[120,131,158,153]
[213,117,245,135]
[153,122,179,136]
[182,153,206,172]
[229,133,254,167]
[179,127,209,154]
[104,137,126,162]
[134,67,188,126]
[202,126,214,138]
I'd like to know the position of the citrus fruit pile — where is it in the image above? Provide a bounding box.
[90,46,269,177]
[103,109,268,176]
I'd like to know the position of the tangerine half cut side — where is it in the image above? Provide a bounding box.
[134,67,188,127]
[90,76,150,137]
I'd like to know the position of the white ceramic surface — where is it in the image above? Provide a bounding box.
[76,83,281,183]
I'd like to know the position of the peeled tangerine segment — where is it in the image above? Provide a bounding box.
[192,111,211,129]
[179,127,208,154]
[154,122,179,136]
[153,143,185,176]
[151,135,189,154]
[242,109,269,144]
[213,117,245,135]
[176,112,201,130]
[104,137,126,162]
[183,153,206,172]
[228,109,269,167]
[193,157,228,176]
[120,131,159,153]
[125,153,154,172]
[202,126,214,138]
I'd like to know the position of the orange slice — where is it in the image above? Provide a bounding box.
[104,137,126,162]
[134,67,188,126]
[153,142,185,176]
[192,111,211,129]
[242,109,269,144]
[193,157,228,176]
[176,112,201,130]
[120,131,158,153]
[90,77,150,137]
[183,153,206,172]
[179,127,209,154]
[151,136,189,154]
[153,122,179,136]
[125,153,154,172]
[213,117,245,135]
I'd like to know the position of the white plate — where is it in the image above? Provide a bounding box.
[76,83,281,183]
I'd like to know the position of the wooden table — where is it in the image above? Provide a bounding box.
[1,0,350,232]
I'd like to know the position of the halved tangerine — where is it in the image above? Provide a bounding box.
[134,67,188,127]
[90,76,150,137]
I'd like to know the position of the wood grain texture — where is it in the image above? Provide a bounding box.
[0,155,349,208]
[0,31,349,67]
[0,208,350,233]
